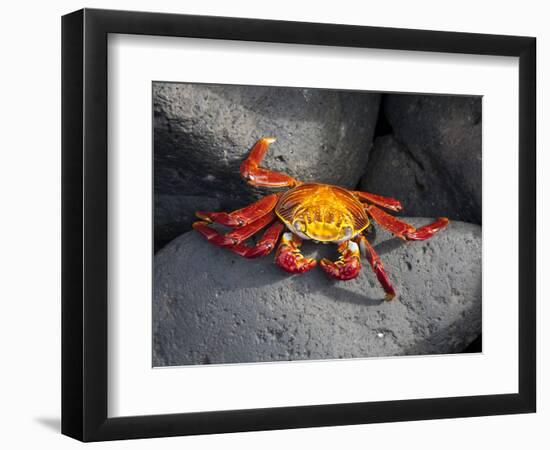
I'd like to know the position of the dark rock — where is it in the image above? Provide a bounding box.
[154,194,221,251]
[153,82,381,209]
[361,95,481,224]
[360,135,457,220]
[153,218,481,366]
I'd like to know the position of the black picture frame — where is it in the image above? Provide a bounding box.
[62,8,536,442]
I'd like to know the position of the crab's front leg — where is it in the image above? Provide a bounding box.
[240,137,301,188]
[275,232,317,274]
[319,241,362,281]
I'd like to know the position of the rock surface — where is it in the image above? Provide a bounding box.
[360,135,461,221]
[153,218,481,366]
[361,95,482,224]
[153,83,381,246]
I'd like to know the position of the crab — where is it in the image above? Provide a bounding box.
[193,137,449,300]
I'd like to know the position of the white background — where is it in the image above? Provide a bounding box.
[0,0,547,449]
[109,35,519,417]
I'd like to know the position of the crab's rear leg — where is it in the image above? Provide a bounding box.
[193,211,276,247]
[232,222,284,258]
[319,240,362,281]
[355,234,396,301]
[240,137,301,188]
[194,218,281,258]
[196,193,279,227]
[366,204,449,241]
[275,233,317,274]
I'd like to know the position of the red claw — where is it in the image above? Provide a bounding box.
[275,233,317,274]
[240,138,300,188]
[319,241,362,281]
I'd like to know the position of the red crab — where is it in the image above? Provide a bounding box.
[193,137,449,300]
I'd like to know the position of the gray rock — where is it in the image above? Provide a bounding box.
[361,95,481,224]
[154,194,221,252]
[360,135,459,221]
[153,82,380,209]
[153,218,481,366]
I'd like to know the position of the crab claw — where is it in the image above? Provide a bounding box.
[275,233,317,274]
[319,240,362,281]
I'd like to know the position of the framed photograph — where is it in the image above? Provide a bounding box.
[62,8,536,442]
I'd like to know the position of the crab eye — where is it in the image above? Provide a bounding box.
[293,220,306,232]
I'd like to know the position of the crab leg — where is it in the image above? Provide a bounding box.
[319,240,362,281]
[240,137,301,188]
[231,222,284,258]
[196,193,279,227]
[275,232,317,274]
[193,212,275,248]
[365,204,449,241]
[353,190,402,212]
[355,235,396,300]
